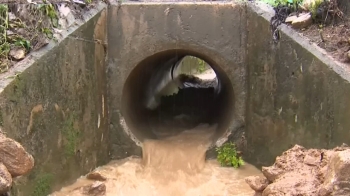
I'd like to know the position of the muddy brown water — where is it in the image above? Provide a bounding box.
[50,123,262,196]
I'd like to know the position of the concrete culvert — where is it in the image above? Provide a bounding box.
[121,49,235,146]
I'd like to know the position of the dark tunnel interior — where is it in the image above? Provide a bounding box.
[121,49,235,147]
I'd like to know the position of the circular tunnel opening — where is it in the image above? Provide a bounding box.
[121,49,235,147]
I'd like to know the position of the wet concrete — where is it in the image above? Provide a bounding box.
[0,3,109,195]
[107,2,247,156]
[245,3,350,167]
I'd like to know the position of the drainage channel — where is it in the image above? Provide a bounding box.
[49,55,261,195]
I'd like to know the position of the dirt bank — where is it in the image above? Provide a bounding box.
[0,0,102,73]
[246,144,350,196]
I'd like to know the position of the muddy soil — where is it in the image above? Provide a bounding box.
[0,0,102,73]
[279,0,350,64]
[297,18,350,63]
[245,144,350,196]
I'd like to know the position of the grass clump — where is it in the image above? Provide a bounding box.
[260,0,303,10]
[31,173,53,196]
[216,142,244,168]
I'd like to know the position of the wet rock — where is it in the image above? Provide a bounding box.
[285,15,298,23]
[82,181,106,196]
[9,48,26,61]
[0,134,34,177]
[285,12,313,29]
[86,171,107,181]
[245,176,269,192]
[0,163,12,194]
[318,149,350,196]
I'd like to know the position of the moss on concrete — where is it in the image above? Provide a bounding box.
[7,74,26,103]
[62,112,80,157]
[0,109,3,126]
[30,173,54,196]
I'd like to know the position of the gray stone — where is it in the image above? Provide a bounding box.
[291,12,312,29]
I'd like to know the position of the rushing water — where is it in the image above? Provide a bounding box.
[51,124,261,196]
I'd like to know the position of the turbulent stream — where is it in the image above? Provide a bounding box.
[50,123,262,196]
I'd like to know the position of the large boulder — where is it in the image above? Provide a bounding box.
[0,132,34,177]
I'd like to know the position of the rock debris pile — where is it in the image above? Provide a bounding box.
[245,144,350,196]
[0,130,34,195]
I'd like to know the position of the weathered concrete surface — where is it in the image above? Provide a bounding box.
[107,2,247,158]
[0,3,109,195]
[245,3,350,167]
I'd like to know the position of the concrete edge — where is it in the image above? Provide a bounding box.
[115,1,241,6]
[247,1,350,83]
[0,1,108,94]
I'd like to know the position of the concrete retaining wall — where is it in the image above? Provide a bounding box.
[245,3,350,167]
[0,4,109,195]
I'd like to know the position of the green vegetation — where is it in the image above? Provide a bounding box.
[216,142,244,168]
[62,113,80,157]
[308,0,324,19]
[259,0,302,8]
[0,4,10,72]
[38,1,59,27]
[187,56,208,74]
[31,173,53,196]
[0,2,59,73]
[196,58,206,73]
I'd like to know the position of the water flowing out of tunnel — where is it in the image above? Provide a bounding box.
[50,123,262,196]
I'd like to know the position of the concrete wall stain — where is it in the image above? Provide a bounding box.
[26,104,44,135]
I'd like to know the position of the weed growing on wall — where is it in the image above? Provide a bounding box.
[259,0,303,9]
[216,142,244,168]
[31,173,54,196]
[62,112,80,157]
